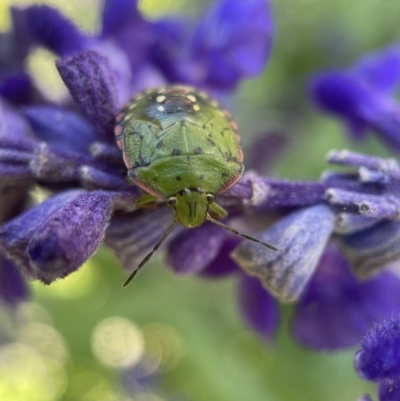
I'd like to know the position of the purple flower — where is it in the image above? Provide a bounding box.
[0,7,40,105]
[0,0,274,304]
[311,45,400,151]
[21,0,274,101]
[355,316,400,401]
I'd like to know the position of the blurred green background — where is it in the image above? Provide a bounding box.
[1,0,400,400]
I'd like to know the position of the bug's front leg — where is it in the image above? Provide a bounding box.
[209,201,228,219]
[135,194,159,209]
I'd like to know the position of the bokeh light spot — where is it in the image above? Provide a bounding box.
[17,322,69,364]
[0,342,67,401]
[91,317,144,369]
[143,323,184,373]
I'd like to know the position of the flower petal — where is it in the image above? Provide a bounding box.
[24,106,96,154]
[200,237,241,278]
[166,222,226,275]
[105,206,174,272]
[0,190,113,283]
[0,256,29,306]
[192,0,273,88]
[101,0,137,37]
[293,245,400,350]
[238,274,279,341]
[231,204,335,302]
[56,50,118,138]
[23,5,89,56]
[353,45,400,92]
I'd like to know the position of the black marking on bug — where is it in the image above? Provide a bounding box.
[206,138,216,146]
[221,172,228,177]
[139,134,144,140]
[151,177,157,182]
[187,202,192,217]
[156,140,165,149]
[189,187,204,193]
[115,133,124,140]
[128,130,138,136]
[194,201,197,216]
[176,176,182,181]
[179,188,189,196]
[199,174,204,180]
[172,148,182,156]
[180,120,186,127]
[193,147,203,154]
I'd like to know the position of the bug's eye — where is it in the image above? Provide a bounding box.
[206,194,215,204]
[167,197,177,207]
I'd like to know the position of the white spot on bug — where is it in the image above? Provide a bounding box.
[156,95,166,103]
[158,105,165,112]
[193,105,200,111]
[187,95,197,103]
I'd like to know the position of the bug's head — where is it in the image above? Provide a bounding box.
[167,188,212,228]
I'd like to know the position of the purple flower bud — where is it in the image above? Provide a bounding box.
[335,213,381,235]
[56,50,118,138]
[231,204,335,302]
[23,5,90,56]
[339,220,400,279]
[0,190,113,283]
[355,316,400,381]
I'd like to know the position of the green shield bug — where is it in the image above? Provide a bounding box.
[115,85,277,286]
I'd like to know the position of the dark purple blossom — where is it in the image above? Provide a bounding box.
[355,316,400,401]
[293,245,400,350]
[311,46,400,151]
[20,0,274,102]
[0,7,39,105]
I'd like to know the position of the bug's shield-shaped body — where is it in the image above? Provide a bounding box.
[115,85,244,227]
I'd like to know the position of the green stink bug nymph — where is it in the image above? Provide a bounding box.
[115,85,277,286]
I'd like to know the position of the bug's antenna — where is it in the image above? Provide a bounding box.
[206,214,278,251]
[122,219,178,287]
